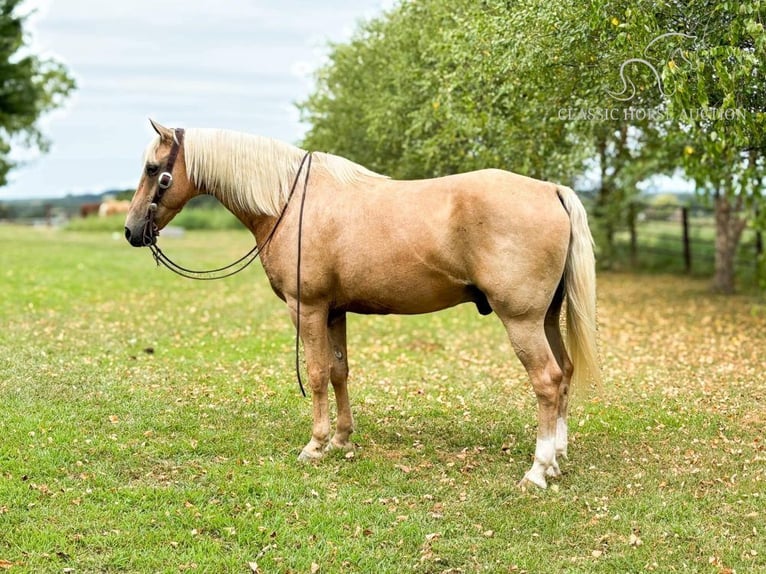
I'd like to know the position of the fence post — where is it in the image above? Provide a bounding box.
[682,206,692,274]
[628,202,638,268]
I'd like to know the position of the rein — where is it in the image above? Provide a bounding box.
[146,129,312,396]
[147,138,313,281]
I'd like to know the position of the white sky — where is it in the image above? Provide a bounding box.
[2,0,393,199]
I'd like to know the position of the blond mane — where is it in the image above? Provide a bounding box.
[143,128,386,217]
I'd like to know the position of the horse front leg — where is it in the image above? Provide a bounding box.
[327,312,354,452]
[293,304,332,462]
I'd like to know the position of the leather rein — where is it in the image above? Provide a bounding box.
[144,127,312,396]
[145,128,313,281]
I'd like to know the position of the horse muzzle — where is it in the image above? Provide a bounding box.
[124,219,157,247]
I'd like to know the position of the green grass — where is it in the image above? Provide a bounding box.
[1,225,764,573]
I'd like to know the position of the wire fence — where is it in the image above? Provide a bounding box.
[600,202,764,284]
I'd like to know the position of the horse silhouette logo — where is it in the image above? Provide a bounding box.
[607,32,696,102]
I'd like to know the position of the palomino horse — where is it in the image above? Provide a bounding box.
[99,199,131,217]
[125,120,599,489]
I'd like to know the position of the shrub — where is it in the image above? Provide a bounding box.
[65,206,242,232]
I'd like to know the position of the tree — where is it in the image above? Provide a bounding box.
[660,0,766,293]
[299,0,681,266]
[600,0,766,291]
[0,0,76,187]
[299,0,591,181]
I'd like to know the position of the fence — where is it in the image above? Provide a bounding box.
[606,202,763,282]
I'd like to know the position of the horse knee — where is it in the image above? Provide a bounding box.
[330,360,348,386]
[562,357,574,380]
[307,363,330,392]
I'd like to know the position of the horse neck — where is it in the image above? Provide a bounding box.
[205,191,279,247]
[205,160,303,250]
[249,213,281,247]
[184,128,309,225]
[202,168,295,232]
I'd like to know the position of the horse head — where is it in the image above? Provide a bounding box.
[124,119,197,247]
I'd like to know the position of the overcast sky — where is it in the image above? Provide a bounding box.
[2,1,393,199]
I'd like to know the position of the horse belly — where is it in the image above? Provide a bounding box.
[340,273,475,315]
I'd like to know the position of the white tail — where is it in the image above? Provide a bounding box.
[556,185,600,388]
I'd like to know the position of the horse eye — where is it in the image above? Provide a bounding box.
[145,163,160,177]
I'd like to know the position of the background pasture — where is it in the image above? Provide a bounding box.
[0,226,764,573]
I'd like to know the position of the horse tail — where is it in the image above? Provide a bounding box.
[556,185,600,389]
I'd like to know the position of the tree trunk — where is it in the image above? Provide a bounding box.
[712,194,747,294]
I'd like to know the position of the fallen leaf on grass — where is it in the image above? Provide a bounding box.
[310,562,320,573]
[248,561,260,573]
[0,560,14,570]
[421,533,442,563]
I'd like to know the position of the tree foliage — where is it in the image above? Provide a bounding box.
[300,0,594,181]
[650,0,765,291]
[299,0,766,289]
[0,0,76,186]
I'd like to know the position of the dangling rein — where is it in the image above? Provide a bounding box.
[147,146,313,281]
[145,129,313,396]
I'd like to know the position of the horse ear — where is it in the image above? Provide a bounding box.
[148,118,174,141]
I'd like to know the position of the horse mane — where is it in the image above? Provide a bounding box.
[143,128,386,217]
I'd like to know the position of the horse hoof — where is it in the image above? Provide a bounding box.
[298,447,325,463]
[325,437,354,453]
[518,472,547,490]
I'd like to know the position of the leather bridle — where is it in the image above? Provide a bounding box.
[143,128,185,246]
[139,128,313,397]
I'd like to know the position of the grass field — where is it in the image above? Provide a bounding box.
[1,225,764,573]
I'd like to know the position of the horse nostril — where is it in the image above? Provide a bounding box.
[124,227,131,242]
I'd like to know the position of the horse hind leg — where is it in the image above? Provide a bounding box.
[545,281,574,461]
[504,317,565,489]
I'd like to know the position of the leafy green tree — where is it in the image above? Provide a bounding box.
[660,0,766,292]
[299,0,680,266]
[0,0,75,187]
[597,0,766,289]
[299,0,590,181]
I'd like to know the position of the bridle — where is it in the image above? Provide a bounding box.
[144,128,313,281]
[143,128,185,249]
[142,127,313,396]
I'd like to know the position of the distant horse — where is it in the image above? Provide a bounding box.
[125,119,599,489]
[80,202,101,218]
[99,199,131,217]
